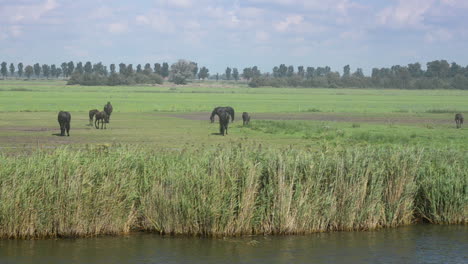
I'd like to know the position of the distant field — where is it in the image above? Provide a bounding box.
[0,80,467,151]
[1,80,468,113]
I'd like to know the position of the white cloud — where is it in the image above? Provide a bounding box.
[136,11,175,33]
[2,0,58,23]
[89,6,114,19]
[377,0,435,28]
[441,0,468,8]
[108,22,128,34]
[275,15,303,32]
[156,0,193,8]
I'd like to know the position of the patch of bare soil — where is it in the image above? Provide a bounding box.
[0,126,88,132]
[166,112,451,125]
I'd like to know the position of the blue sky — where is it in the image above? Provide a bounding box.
[1,0,468,74]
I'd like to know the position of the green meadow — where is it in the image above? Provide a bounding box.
[0,79,467,150]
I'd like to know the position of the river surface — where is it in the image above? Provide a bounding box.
[0,225,466,264]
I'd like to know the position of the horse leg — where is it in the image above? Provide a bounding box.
[60,122,65,136]
[66,122,70,136]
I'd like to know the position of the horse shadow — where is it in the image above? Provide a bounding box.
[52,133,64,136]
[210,132,223,136]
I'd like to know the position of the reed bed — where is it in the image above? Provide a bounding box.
[0,144,466,239]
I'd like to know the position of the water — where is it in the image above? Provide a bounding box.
[1,225,466,264]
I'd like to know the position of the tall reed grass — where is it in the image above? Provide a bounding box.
[0,144,466,239]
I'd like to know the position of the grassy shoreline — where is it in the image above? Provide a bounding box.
[0,144,466,239]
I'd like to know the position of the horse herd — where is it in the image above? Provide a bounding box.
[57,102,113,136]
[57,105,463,137]
[56,103,251,136]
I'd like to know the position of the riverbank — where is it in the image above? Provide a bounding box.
[0,144,466,239]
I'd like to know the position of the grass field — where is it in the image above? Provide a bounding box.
[0,79,467,151]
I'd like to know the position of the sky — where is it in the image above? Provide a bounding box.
[1,0,468,74]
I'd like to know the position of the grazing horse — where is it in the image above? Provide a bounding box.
[242,112,251,126]
[104,102,113,123]
[89,109,99,125]
[57,111,71,136]
[95,111,109,129]
[210,106,235,123]
[219,110,230,136]
[455,113,464,128]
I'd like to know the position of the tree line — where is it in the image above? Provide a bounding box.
[2,59,468,89]
[245,60,468,90]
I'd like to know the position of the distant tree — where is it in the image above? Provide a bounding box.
[306,67,315,79]
[154,63,162,75]
[75,62,84,74]
[17,63,24,78]
[170,59,195,84]
[252,66,261,77]
[407,63,422,78]
[126,64,134,76]
[232,68,239,81]
[243,67,253,80]
[33,63,41,77]
[119,63,126,74]
[136,64,142,73]
[278,64,287,77]
[9,63,15,77]
[297,66,304,78]
[198,66,209,80]
[343,65,350,77]
[191,62,198,78]
[61,62,68,77]
[353,68,364,78]
[51,64,57,78]
[144,63,152,75]
[225,67,232,80]
[272,66,279,77]
[287,65,294,77]
[67,61,75,75]
[93,62,105,75]
[110,64,116,74]
[426,60,450,78]
[1,62,7,78]
[161,62,169,78]
[55,67,62,78]
[25,65,34,79]
[449,62,462,77]
[42,64,50,79]
[84,61,92,74]
[216,73,219,81]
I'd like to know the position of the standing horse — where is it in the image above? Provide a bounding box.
[89,109,99,125]
[455,113,464,128]
[57,111,71,136]
[219,110,230,136]
[95,111,109,129]
[104,102,113,123]
[242,112,251,126]
[210,106,235,123]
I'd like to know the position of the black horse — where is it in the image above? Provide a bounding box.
[455,113,464,128]
[219,110,230,136]
[104,102,113,123]
[210,106,235,123]
[242,112,251,126]
[89,109,99,125]
[57,111,71,136]
[95,111,109,129]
